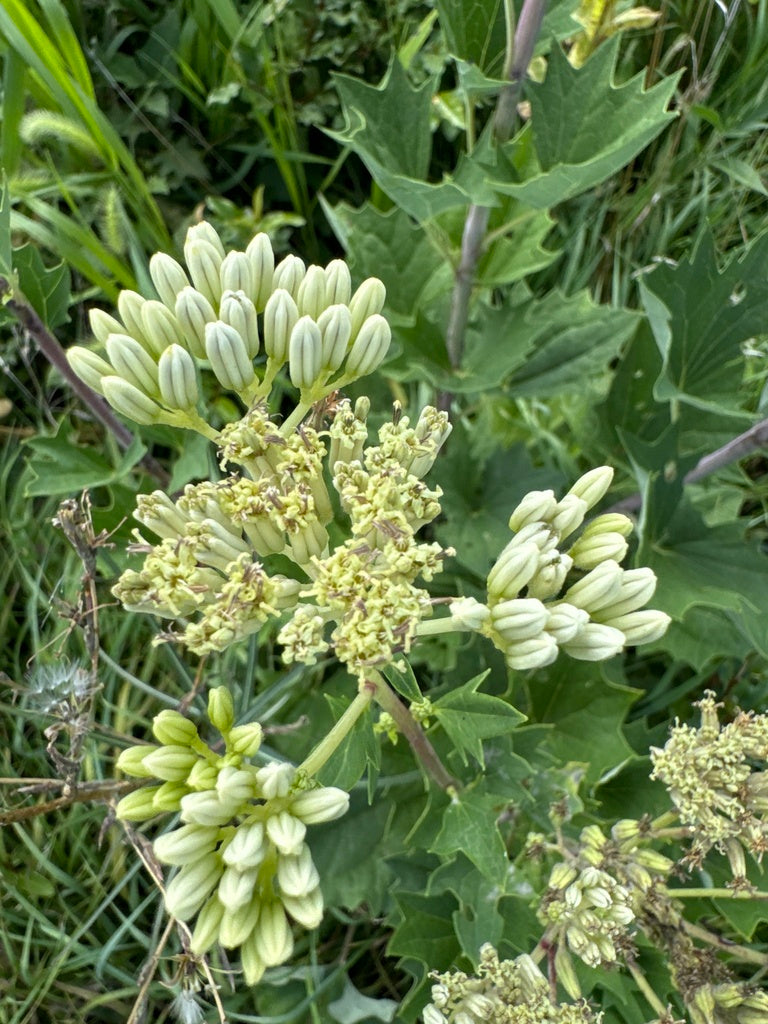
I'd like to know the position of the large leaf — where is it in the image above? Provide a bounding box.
[489,39,680,208]
[23,431,145,497]
[430,785,509,882]
[435,0,507,73]
[329,61,471,221]
[12,243,70,329]
[388,892,461,968]
[641,230,768,413]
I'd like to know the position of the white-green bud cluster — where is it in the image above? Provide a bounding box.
[115,687,348,983]
[67,222,392,432]
[422,943,598,1024]
[113,400,453,678]
[686,982,768,1024]
[477,468,669,671]
[651,692,768,871]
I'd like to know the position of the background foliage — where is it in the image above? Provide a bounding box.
[2,1,768,1022]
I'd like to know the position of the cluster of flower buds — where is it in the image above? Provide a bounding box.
[115,687,348,984]
[537,820,677,993]
[447,467,670,670]
[422,943,597,1024]
[66,223,392,433]
[112,399,453,676]
[685,981,768,1024]
[651,692,768,873]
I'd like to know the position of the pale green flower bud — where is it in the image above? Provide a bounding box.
[227,721,264,758]
[175,285,216,358]
[220,251,254,296]
[116,744,159,778]
[290,786,350,825]
[564,560,623,612]
[184,238,223,306]
[66,346,111,394]
[265,811,306,855]
[208,685,234,734]
[556,944,581,999]
[423,1007,447,1024]
[724,838,746,879]
[219,893,261,948]
[255,761,294,800]
[590,567,657,618]
[187,221,226,258]
[142,744,199,782]
[158,344,199,410]
[190,895,226,955]
[165,854,223,921]
[149,252,190,309]
[487,540,540,601]
[490,598,548,642]
[102,376,165,425]
[141,300,186,357]
[348,277,386,341]
[154,823,220,866]
[690,985,716,1024]
[246,232,275,311]
[222,821,266,870]
[599,609,670,645]
[152,710,200,747]
[568,466,614,509]
[545,602,589,643]
[254,900,294,966]
[550,494,588,541]
[205,321,256,392]
[526,554,572,601]
[216,766,256,805]
[317,303,352,372]
[505,633,559,670]
[288,315,323,390]
[181,791,237,827]
[117,290,150,345]
[106,334,159,396]
[344,314,391,379]
[88,307,124,344]
[581,826,607,850]
[278,846,320,898]
[610,819,641,844]
[218,865,259,912]
[219,289,260,358]
[135,491,188,539]
[281,885,324,929]
[240,931,267,985]
[569,531,629,570]
[549,863,578,889]
[448,597,490,631]
[273,253,305,298]
[561,622,625,661]
[115,786,162,820]
[186,760,219,791]
[508,489,557,532]
[297,265,328,320]
[712,984,746,1010]
[632,848,675,873]
[510,521,557,552]
[324,259,351,305]
[152,781,189,812]
[263,288,299,364]
[581,512,633,539]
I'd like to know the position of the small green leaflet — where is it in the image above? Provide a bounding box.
[432,672,525,767]
[430,783,509,882]
[317,694,380,798]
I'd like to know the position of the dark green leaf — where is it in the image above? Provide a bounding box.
[23,431,145,497]
[436,0,507,72]
[433,672,525,767]
[12,243,71,329]
[430,787,509,881]
[490,40,680,208]
[389,891,461,967]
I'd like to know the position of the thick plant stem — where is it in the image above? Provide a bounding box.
[298,684,375,778]
[626,957,668,1017]
[0,277,169,485]
[444,0,548,372]
[369,671,458,790]
[682,919,768,966]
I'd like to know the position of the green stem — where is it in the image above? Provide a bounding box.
[280,400,312,436]
[625,957,668,1017]
[369,671,458,791]
[667,887,768,900]
[683,920,768,966]
[414,616,466,637]
[298,685,375,778]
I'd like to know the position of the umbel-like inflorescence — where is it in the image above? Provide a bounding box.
[116,687,348,984]
[66,224,668,680]
[422,943,600,1024]
[651,692,768,872]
